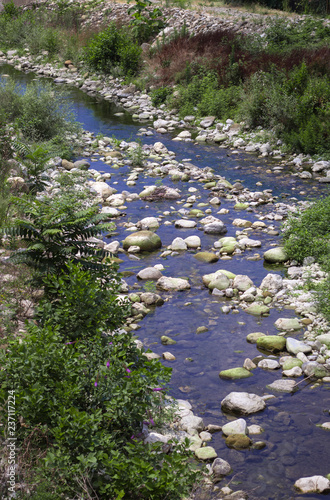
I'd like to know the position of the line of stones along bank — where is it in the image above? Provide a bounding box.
[1,47,330,184]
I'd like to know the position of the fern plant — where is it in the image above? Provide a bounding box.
[12,141,54,194]
[2,194,115,275]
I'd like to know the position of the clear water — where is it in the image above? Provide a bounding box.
[2,64,330,500]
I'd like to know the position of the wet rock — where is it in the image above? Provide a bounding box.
[221,392,266,415]
[275,317,301,331]
[123,231,161,252]
[222,419,247,436]
[218,236,237,254]
[181,413,204,433]
[184,235,201,248]
[194,252,219,263]
[104,240,120,253]
[282,358,303,371]
[302,361,330,379]
[243,358,256,370]
[258,359,280,370]
[294,476,330,494]
[171,237,187,251]
[188,435,203,451]
[195,446,217,460]
[139,185,181,201]
[73,159,90,170]
[286,337,312,355]
[233,218,252,228]
[163,351,176,361]
[219,367,253,380]
[211,458,231,480]
[90,181,116,198]
[267,379,297,393]
[233,275,253,292]
[175,219,197,228]
[136,216,159,230]
[244,304,270,316]
[263,247,288,263]
[257,335,286,353]
[283,366,302,377]
[246,332,266,343]
[225,434,252,449]
[157,276,190,291]
[208,273,230,291]
[206,424,222,433]
[316,334,330,348]
[203,221,227,235]
[248,424,264,435]
[260,273,283,295]
[161,335,176,345]
[140,292,164,306]
[137,267,162,280]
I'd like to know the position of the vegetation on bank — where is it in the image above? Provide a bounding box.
[283,195,330,322]
[0,83,199,499]
[0,0,329,157]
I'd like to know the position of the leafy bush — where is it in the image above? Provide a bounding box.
[128,0,165,44]
[36,261,128,341]
[282,195,330,265]
[83,24,142,76]
[150,86,173,107]
[3,193,114,275]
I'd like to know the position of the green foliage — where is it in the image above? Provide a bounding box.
[12,142,53,194]
[128,0,165,44]
[173,70,241,119]
[0,117,14,230]
[126,139,146,166]
[282,196,330,265]
[150,86,173,107]
[3,193,114,275]
[83,24,142,76]
[36,261,128,341]
[264,18,330,51]
[2,0,20,19]
[0,79,80,143]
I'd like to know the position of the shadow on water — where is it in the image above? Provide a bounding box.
[1,63,330,499]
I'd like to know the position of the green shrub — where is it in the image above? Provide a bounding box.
[83,24,142,76]
[282,195,330,265]
[128,0,165,44]
[150,86,173,107]
[36,261,129,341]
[3,193,114,275]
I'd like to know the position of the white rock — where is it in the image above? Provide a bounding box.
[171,237,187,251]
[222,418,247,436]
[294,476,330,494]
[184,235,201,248]
[221,392,266,415]
[258,359,280,370]
[175,219,197,228]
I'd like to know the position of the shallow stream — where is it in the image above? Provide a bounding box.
[2,64,330,500]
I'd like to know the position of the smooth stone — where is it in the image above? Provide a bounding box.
[123,231,161,252]
[162,352,176,361]
[188,435,203,451]
[233,218,252,228]
[73,159,90,170]
[219,367,253,380]
[286,337,312,355]
[294,476,330,494]
[171,237,187,251]
[202,270,235,286]
[184,235,201,248]
[225,434,252,449]
[137,267,162,280]
[222,419,247,436]
[245,304,270,316]
[275,318,301,331]
[248,425,264,435]
[157,276,190,291]
[161,335,176,345]
[283,366,302,377]
[199,431,213,442]
[316,334,330,348]
[267,379,297,393]
[263,247,288,263]
[282,358,303,371]
[246,332,266,343]
[233,275,253,292]
[211,458,231,479]
[175,219,197,228]
[195,446,217,460]
[221,392,266,415]
[194,252,219,263]
[257,335,286,353]
[243,358,256,370]
[203,221,227,235]
[136,216,159,230]
[258,359,280,370]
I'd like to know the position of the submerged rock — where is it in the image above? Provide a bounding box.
[219,367,253,380]
[294,476,330,494]
[157,276,191,291]
[225,434,252,449]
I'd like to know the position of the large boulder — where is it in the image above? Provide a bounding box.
[286,337,312,355]
[294,476,330,494]
[157,277,190,291]
[263,247,288,263]
[123,231,161,252]
[257,335,286,353]
[221,392,266,415]
[260,273,283,295]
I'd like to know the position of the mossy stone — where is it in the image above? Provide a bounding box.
[219,367,253,380]
[225,434,252,449]
[263,247,288,263]
[282,358,303,370]
[246,332,266,343]
[194,252,219,263]
[161,335,177,345]
[245,304,270,316]
[257,335,286,353]
[123,231,161,252]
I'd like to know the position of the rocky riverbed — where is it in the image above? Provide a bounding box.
[1,3,330,495]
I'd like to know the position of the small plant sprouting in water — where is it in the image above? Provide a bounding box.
[143,280,157,292]
[127,139,146,167]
